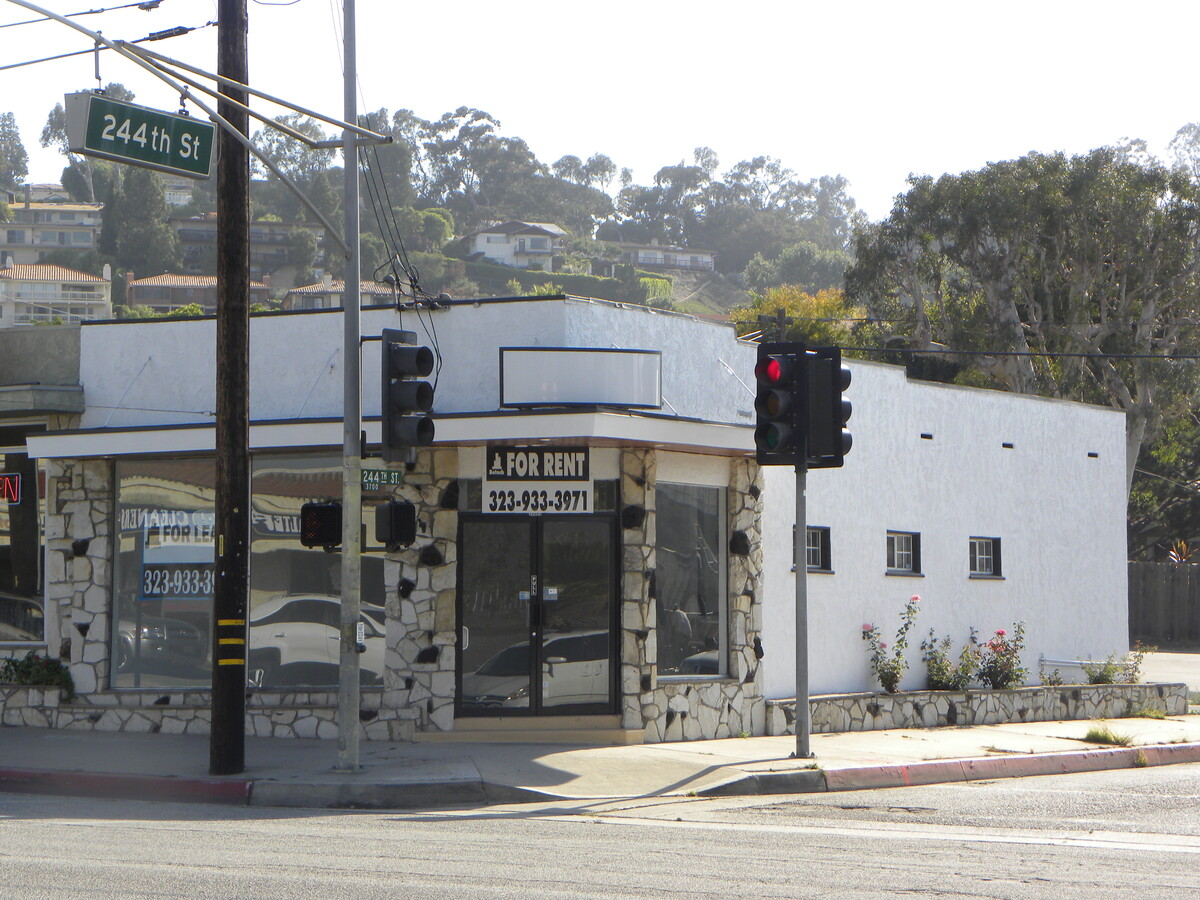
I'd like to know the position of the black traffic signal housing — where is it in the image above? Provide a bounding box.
[381,328,435,463]
[299,501,341,549]
[805,347,852,468]
[754,341,805,466]
[375,499,417,550]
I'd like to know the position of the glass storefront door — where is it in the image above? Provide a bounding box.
[457,515,617,716]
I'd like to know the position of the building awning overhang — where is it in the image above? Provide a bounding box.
[25,408,755,460]
[0,384,85,417]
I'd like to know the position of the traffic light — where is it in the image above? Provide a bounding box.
[754,341,805,466]
[375,499,417,550]
[381,328,435,463]
[299,501,342,549]
[805,347,853,468]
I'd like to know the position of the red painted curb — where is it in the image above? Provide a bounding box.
[0,767,252,805]
[824,742,1200,792]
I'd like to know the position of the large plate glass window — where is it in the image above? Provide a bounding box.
[112,458,217,688]
[247,454,389,688]
[655,482,726,678]
[0,425,45,645]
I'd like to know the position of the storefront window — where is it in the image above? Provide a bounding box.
[113,459,217,688]
[247,455,388,688]
[0,430,44,645]
[112,455,389,689]
[655,482,725,677]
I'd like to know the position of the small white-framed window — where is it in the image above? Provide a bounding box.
[886,530,921,574]
[807,526,832,572]
[969,536,1002,577]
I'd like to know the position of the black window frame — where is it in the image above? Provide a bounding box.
[886,530,922,576]
[969,536,1003,579]
[806,526,833,573]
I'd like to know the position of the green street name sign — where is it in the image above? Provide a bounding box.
[65,92,215,180]
[362,467,405,489]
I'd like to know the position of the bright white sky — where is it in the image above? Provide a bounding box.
[3,0,1200,221]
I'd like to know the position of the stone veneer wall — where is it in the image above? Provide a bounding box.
[45,458,115,694]
[622,450,767,743]
[380,447,460,738]
[765,683,1191,735]
[0,685,407,739]
[25,450,463,742]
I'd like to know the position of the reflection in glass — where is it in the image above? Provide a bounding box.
[459,520,533,709]
[113,459,217,688]
[656,483,725,677]
[540,519,613,708]
[0,449,44,643]
[247,455,387,688]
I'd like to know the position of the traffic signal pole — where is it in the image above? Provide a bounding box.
[794,462,812,760]
[336,0,363,773]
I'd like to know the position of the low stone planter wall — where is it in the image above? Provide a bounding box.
[1,686,415,741]
[766,682,1190,736]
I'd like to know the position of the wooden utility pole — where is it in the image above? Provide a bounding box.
[210,0,250,776]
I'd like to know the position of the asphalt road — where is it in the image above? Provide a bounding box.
[3,764,1199,899]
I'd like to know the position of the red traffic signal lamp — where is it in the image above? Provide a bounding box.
[381,328,435,463]
[754,341,805,466]
[805,347,853,468]
[299,501,341,549]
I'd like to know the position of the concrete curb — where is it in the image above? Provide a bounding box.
[697,742,1200,798]
[0,767,252,805]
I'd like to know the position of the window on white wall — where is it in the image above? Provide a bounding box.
[886,531,921,574]
[806,526,831,572]
[969,536,1002,577]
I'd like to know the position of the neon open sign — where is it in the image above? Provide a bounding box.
[0,473,19,504]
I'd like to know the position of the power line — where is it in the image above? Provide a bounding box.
[0,20,215,72]
[0,0,164,30]
[836,346,1200,361]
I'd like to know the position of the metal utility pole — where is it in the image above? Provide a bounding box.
[210,0,250,776]
[794,463,811,760]
[336,0,363,772]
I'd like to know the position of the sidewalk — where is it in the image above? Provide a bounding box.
[3,715,1200,811]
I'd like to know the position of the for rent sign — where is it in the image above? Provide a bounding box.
[483,446,591,514]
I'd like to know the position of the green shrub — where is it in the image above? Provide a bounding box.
[0,651,75,700]
[1082,655,1124,685]
[920,628,977,690]
[976,622,1028,689]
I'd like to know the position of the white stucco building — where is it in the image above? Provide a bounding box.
[2,296,1129,743]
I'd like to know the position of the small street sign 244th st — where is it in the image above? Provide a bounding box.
[64,92,216,179]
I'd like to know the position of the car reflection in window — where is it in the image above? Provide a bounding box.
[462,629,609,709]
[247,593,385,688]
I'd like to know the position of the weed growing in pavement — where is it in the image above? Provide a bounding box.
[1133,750,1149,767]
[1083,723,1133,746]
[1131,706,1166,719]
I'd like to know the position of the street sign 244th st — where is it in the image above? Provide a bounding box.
[65,92,215,180]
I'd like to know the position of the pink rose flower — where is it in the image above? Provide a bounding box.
[910,595,921,603]
[996,629,1006,637]
[862,623,873,632]
[878,642,888,650]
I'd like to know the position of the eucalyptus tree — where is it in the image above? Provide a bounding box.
[846,148,1200,494]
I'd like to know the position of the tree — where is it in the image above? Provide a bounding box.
[744,241,851,294]
[846,148,1200,495]
[110,168,182,276]
[41,83,133,201]
[0,112,29,189]
[251,114,335,183]
[731,287,876,350]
